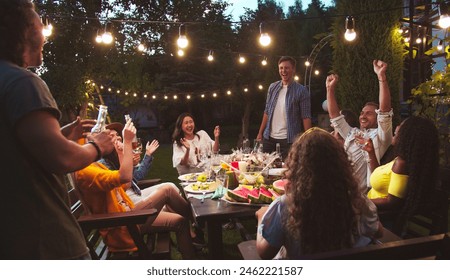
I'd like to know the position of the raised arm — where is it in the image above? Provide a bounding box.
[326,74,341,119]
[16,111,114,174]
[118,120,136,183]
[373,60,391,112]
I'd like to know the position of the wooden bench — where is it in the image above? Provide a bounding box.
[68,176,171,260]
[238,231,450,260]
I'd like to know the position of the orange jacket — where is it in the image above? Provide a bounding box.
[75,162,138,252]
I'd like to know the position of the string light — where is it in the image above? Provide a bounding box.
[137,43,146,52]
[201,94,205,98]
[42,17,53,37]
[177,24,189,49]
[227,90,232,95]
[258,84,263,90]
[261,57,268,66]
[259,22,271,47]
[213,92,217,97]
[294,75,299,81]
[439,2,450,29]
[207,50,214,61]
[239,55,246,64]
[187,95,191,99]
[152,95,157,99]
[95,30,103,43]
[314,70,320,75]
[437,40,444,51]
[177,49,185,57]
[305,60,310,67]
[244,88,248,92]
[344,16,356,42]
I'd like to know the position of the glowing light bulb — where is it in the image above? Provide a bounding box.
[437,40,444,51]
[95,34,103,43]
[261,58,267,66]
[187,95,191,99]
[344,29,356,41]
[239,56,246,63]
[259,33,271,47]
[314,70,320,75]
[138,43,145,52]
[207,50,214,61]
[227,90,231,95]
[213,93,217,97]
[177,49,185,57]
[42,23,53,37]
[294,75,299,81]
[201,94,205,98]
[177,35,188,49]
[305,60,310,67]
[102,32,113,44]
[258,85,263,90]
[439,15,450,29]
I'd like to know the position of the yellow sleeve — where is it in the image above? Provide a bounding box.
[387,171,409,199]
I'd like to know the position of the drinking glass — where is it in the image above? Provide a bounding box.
[354,129,369,149]
[132,138,143,154]
[210,154,222,180]
[216,172,229,194]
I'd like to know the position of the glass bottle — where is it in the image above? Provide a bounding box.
[124,114,138,142]
[91,105,108,133]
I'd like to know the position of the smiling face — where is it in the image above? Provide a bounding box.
[181,116,195,138]
[278,60,295,85]
[359,105,378,129]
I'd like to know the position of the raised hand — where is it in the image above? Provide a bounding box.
[145,139,160,156]
[213,125,220,138]
[326,74,339,89]
[373,60,387,77]
[61,117,97,141]
[180,138,190,150]
[122,120,136,143]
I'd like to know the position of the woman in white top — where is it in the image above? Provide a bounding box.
[172,113,220,175]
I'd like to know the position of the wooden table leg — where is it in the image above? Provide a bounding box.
[207,219,223,259]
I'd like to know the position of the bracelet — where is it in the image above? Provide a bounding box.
[87,141,102,161]
[378,79,386,83]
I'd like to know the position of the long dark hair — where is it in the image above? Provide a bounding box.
[172,112,198,147]
[0,0,35,66]
[284,127,363,254]
[393,116,439,232]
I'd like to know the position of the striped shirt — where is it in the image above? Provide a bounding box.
[263,81,311,143]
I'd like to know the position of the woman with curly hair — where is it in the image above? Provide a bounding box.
[365,116,439,234]
[256,128,382,259]
[172,112,220,175]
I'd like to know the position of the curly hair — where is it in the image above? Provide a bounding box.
[0,0,35,66]
[171,112,199,146]
[284,127,364,254]
[393,116,439,231]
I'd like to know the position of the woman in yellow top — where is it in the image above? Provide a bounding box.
[360,116,439,220]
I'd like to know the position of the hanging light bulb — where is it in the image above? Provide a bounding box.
[305,60,310,67]
[344,16,356,41]
[42,17,53,37]
[95,30,103,43]
[261,57,268,66]
[177,24,189,49]
[439,3,450,29]
[213,93,217,98]
[187,95,191,100]
[437,40,444,51]
[294,75,299,81]
[227,90,232,95]
[258,84,263,90]
[259,22,271,47]
[137,43,146,52]
[415,37,422,44]
[177,49,185,57]
[314,70,320,75]
[207,50,214,61]
[239,55,246,64]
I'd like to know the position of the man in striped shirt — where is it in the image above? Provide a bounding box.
[256,56,312,159]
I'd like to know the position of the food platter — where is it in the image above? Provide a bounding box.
[183,182,218,194]
[178,172,203,182]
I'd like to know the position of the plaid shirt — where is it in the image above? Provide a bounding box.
[263,81,311,143]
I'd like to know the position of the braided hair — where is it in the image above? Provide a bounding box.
[393,116,439,231]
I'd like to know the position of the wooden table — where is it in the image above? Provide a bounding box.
[184,192,260,259]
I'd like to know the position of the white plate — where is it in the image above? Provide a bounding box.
[183,182,218,194]
[178,172,203,182]
[268,168,287,176]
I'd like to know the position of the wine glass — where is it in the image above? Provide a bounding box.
[354,129,369,149]
[210,154,222,180]
[132,138,143,154]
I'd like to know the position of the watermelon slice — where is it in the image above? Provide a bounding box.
[272,179,287,195]
[258,186,273,203]
[248,188,261,204]
[227,187,251,203]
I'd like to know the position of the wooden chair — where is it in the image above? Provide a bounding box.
[68,175,171,259]
[379,168,450,238]
[238,232,450,260]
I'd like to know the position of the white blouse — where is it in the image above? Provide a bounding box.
[172,130,215,175]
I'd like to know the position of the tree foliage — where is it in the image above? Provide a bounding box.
[330,0,403,120]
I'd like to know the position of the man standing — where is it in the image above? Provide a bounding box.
[326,60,393,193]
[0,0,114,259]
[256,56,312,159]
